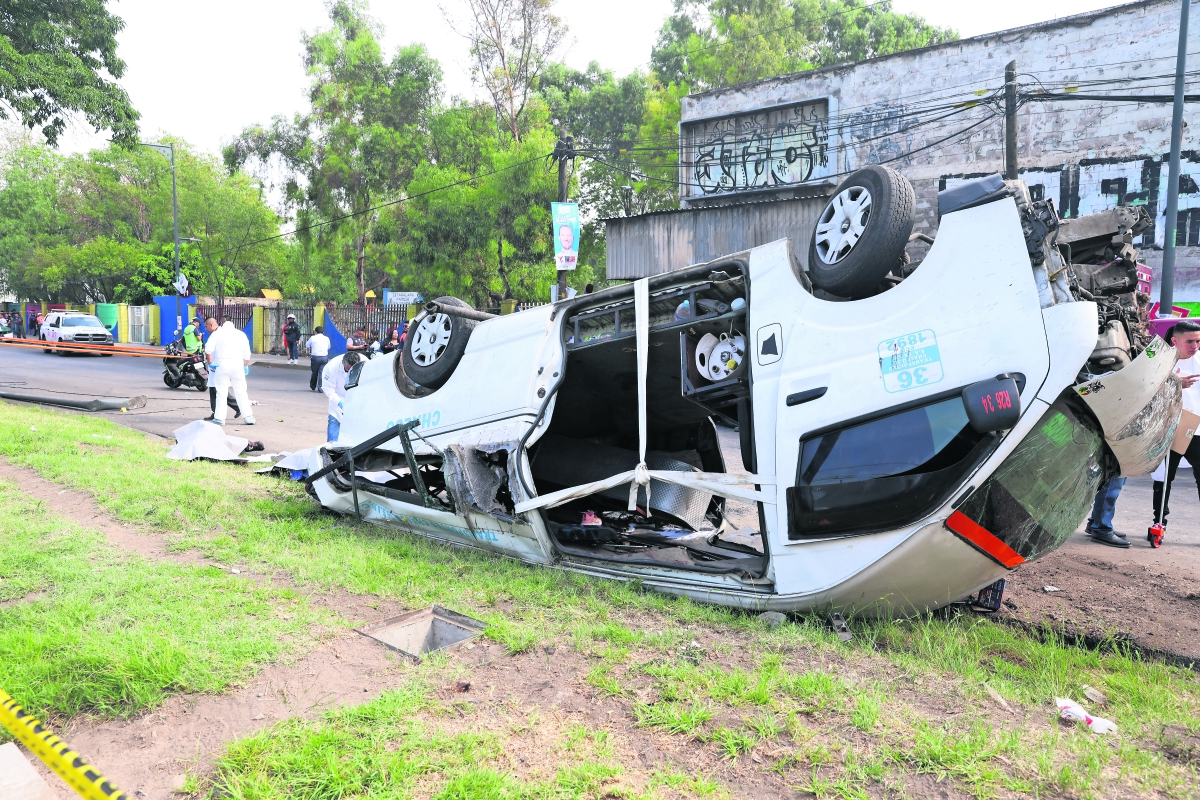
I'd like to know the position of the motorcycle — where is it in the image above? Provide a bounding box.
[163,336,208,391]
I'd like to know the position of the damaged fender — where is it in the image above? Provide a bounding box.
[1074,336,1181,476]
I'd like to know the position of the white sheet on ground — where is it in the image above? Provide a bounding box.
[167,420,249,461]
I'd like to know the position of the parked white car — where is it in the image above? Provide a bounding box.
[307,168,1179,616]
[41,311,114,355]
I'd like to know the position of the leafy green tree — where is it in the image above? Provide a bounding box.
[179,150,281,306]
[0,140,67,299]
[651,0,955,92]
[226,0,441,304]
[0,0,139,146]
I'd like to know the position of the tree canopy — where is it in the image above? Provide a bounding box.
[0,0,957,309]
[0,0,140,146]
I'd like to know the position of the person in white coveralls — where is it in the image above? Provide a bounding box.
[321,350,361,442]
[203,317,256,426]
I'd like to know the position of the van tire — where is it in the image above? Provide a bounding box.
[808,165,915,298]
[402,296,477,390]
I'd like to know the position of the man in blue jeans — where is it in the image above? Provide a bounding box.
[1085,476,1129,548]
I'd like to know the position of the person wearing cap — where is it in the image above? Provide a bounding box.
[321,350,361,442]
[182,314,204,355]
[283,313,302,364]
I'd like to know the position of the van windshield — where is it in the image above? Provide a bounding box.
[63,316,104,327]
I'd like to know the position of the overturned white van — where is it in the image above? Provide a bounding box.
[307,167,1179,615]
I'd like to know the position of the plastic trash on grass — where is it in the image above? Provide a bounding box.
[1056,697,1118,734]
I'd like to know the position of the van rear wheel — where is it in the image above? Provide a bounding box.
[402,296,477,390]
[808,165,915,298]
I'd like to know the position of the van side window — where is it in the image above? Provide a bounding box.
[788,394,997,538]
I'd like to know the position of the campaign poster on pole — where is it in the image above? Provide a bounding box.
[552,202,580,270]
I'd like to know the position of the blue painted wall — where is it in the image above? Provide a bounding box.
[152,296,197,346]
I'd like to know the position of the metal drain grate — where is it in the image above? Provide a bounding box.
[355,606,486,660]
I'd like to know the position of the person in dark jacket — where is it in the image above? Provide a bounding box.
[283,313,302,364]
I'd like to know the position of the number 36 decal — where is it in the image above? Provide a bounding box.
[877,329,945,393]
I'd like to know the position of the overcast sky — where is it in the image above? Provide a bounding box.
[53,0,1144,156]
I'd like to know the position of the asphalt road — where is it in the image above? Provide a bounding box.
[0,344,330,453]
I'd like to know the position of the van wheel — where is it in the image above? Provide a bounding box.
[808,165,915,298]
[41,336,50,354]
[402,296,477,390]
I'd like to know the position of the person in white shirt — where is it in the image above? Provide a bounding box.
[204,317,256,426]
[306,325,331,392]
[1151,321,1200,540]
[321,350,361,442]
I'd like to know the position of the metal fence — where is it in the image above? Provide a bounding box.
[264,306,316,355]
[197,304,254,331]
[128,305,152,343]
[326,305,412,343]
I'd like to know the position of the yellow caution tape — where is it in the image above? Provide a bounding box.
[0,688,128,800]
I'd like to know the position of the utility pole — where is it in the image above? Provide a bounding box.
[1004,60,1018,180]
[1160,0,1190,313]
[555,133,574,301]
[140,141,183,332]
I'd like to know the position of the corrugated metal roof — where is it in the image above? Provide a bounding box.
[606,196,826,280]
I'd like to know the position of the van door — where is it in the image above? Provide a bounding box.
[748,199,1053,597]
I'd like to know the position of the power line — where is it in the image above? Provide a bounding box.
[190,154,548,262]
[587,109,999,192]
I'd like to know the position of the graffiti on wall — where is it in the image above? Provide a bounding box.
[682,101,829,198]
[939,152,1200,246]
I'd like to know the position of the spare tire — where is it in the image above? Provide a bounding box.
[402,296,477,390]
[808,165,915,298]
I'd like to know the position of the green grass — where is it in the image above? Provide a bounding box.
[0,478,326,724]
[5,403,1200,798]
[213,680,626,799]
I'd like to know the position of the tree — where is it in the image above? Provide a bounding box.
[180,152,281,307]
[650,0,955,93]
[0,139,67,299]
[227,0,441,304]
[0,0,139,146]
[0,137,280,304]
[447,0,566,142]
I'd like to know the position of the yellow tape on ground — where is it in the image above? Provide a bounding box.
[0,688,128,800]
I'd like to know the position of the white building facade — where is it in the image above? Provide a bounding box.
[677,0,1199,297]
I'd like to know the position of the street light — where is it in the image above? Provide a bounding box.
[138,141,183,331]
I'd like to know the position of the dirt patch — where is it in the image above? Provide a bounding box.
[999,541,1200,665]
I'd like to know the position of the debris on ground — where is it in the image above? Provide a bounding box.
[984,682,1013,712]
[1056,697,1118,734]
[1082,685,1109,706]
[757,611,787,629]
[828,612,853,642]
[1043,586,1061,593]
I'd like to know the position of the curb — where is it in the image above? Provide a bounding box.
[250,360,311,371]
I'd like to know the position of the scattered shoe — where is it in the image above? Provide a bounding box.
[1089,530,1130,548]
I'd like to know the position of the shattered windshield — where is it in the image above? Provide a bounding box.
[955,396,1104,562]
